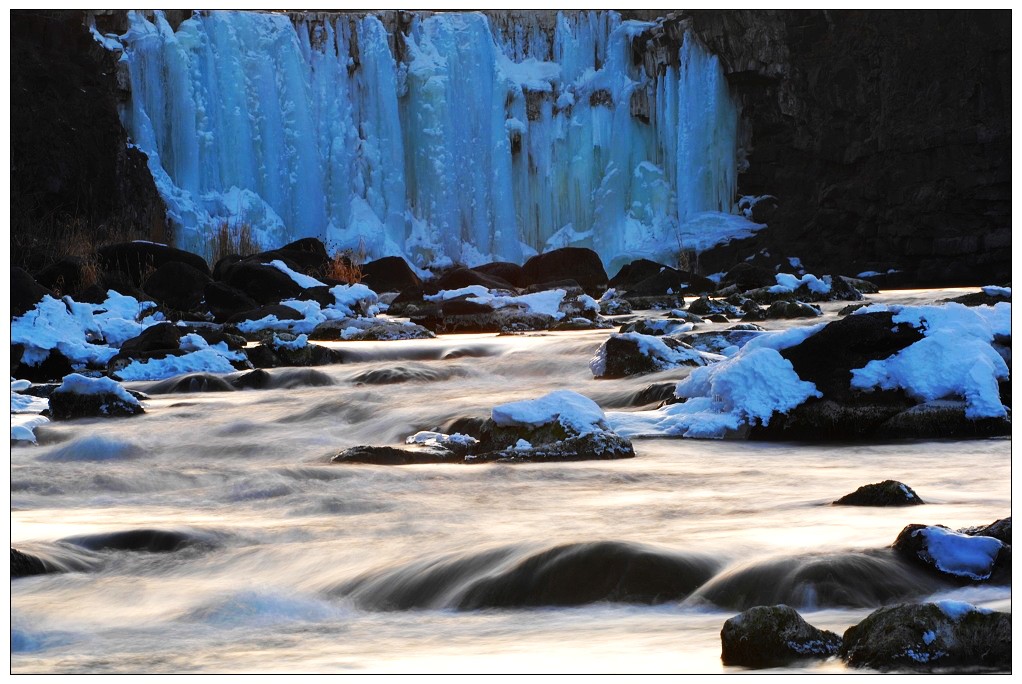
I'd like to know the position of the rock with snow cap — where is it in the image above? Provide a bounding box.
[590,332,712,379]
[892,523,1009,584]
[840,602,1010,671]
[48,373,144,420]
[720,605,841,668]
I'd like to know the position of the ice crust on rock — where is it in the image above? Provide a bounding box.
[914,527,1003,581]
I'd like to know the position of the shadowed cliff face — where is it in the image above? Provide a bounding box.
[10,10,165,272]
[644,10,1010,286]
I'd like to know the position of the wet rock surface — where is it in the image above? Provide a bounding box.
[834,480,924,507]
[721,605,841,669]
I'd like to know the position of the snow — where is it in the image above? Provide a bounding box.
[492,390,605,436]
[235,285,380,335]
[674,212,765,254]
[55,374,140,407]
[271,334,309,350]
[981,285,1010,298]
[11,415,50,444]
[850,303,1010,418]
[405,431,479,449]
[606,324,824,439]
[267,260,326,289]
[936,600,992,620]
[768,273,831,295]
[915,527,1002,580]
[114,350,240,381]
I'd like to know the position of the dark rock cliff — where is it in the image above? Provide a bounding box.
[637,10,1010,286]
[11,10,165,273]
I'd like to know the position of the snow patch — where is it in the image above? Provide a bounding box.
[492,390,605,436]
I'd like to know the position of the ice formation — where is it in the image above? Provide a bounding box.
[119,10,753,271]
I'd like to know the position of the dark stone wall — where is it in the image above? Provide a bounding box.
[640,10,1010,286]
[11,10,166,272]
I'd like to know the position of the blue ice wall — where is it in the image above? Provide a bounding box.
[120,10,748,271]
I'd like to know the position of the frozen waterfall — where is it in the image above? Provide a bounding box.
[119,10,751,271]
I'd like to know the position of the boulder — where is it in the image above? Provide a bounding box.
[473,261,527,288]
[48,373,144,419]
[220,261,305,304]
[590,333,707,379]
[430,267,513,293]
[877,400,1012,439]
[33,257,92,295]
[97,242,209,287]
[204,281,260,322]
[840,602,1011,671]
[679,328,765,354]
[247,340,345,368]
[764,300,822,319]
[688,296,740,317]
[619,318,694,337]
[599,297,632,315]
[361,256,422,294]
[142,260,212,312]
[12,267,53,318]
[959,517,1011,545]
[11,349,75,384]
[252,237,330,277]
[225,304,304,327]
[608,259,669,289]
[893,524,1009,583]
[332,445,460,466]
[834,480,924,506]
[119,322,182,357]
[522,247,608,294]
[720,605,842,668]
[308,318,434,341]
[721,262,776,292]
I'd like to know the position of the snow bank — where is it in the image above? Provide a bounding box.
[12,294,161,368]
[851,303,1010,418]
[114,350,239,382]
[606,324,824,439]
[55,373,140,407]
[11,414,50,444]
[492,390,605,436]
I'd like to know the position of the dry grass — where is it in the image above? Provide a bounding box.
[205,220,259,265]
[326,239,366,284]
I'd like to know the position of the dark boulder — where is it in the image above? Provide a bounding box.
[834,480,924,507]
[362,256,422,294]
[33,257,92,296]
[11,548,53,578]
[893,523,1009,583]
[944,288,1011,307]
[524,278,583,295]
[332,445,460,466]
[221,261,305,304]
[142,260,212,312]
[204,281,259,322]
[960,517,1011,545]
[627,267,715,297]
[225,304,304,327]
[764,300,822,319]
[608,259,668,289]
[97,242,209,287]
[247,340,345,368]
[430,267,513,293]
[877,400,1012,439]
[721,262,776,292]
[252,237,330,277]
[473,261,527,288]
[11,349,75,384]
[522,247,608,294]
[119,322,182,356]
[12,267,54,318]
[720,605,841,669]
[687,296,740,317]
[840,603,1011,671]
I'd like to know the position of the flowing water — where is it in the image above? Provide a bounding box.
[10,288,1011,673]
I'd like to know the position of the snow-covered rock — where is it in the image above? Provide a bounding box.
[893,524,1007,582]
[590,332,716,379]
[48,373,144,420]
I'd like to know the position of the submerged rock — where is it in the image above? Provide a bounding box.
[10,548,53,578]
[840,602,1011,671]
[834,480,924,507]
[331,445,460,466]
[720,605,841,669]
